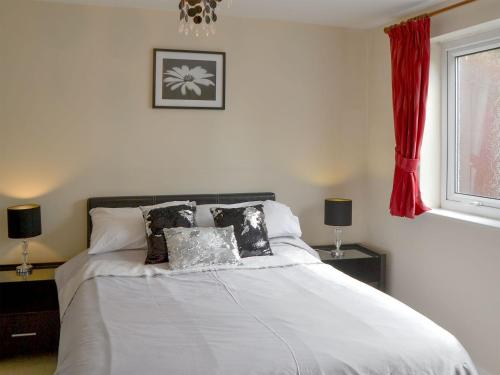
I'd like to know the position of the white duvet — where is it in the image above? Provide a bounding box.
[55,238,477,375]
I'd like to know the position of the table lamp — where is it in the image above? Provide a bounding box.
[7,204,42,275]
[324,198,352,258]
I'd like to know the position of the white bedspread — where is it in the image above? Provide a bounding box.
[55,238,477,375]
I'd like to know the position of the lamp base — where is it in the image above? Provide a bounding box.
[331,249,344,258]
[16,263,33,275]
[16,239,33,275]
[331,227,344,258]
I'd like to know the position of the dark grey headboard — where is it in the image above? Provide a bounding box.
[87,192,275,246]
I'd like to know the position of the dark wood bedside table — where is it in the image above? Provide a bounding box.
[311,244,386,292]
[0,262,63,358]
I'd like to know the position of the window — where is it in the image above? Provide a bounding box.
[443,31,500,218]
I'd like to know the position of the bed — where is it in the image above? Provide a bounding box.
[55,192,477,375]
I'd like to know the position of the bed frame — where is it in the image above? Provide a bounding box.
[87,192,275,246]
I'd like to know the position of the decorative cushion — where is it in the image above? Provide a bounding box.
[140,203,196,264]
[195,201,261,227]
[210,205,273,258]
[164,226,241,270]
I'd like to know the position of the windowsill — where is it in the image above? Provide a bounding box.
[427,208,500,229]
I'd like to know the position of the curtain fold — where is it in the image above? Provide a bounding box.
[388,17,431,218]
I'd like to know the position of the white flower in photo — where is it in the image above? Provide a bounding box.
[164,65,215,96]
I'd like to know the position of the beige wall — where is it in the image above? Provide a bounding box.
[2,0,499,373]
[365,1,500,374]
[0,0,368,263]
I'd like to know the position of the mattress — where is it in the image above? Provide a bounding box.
[55,238,477,375]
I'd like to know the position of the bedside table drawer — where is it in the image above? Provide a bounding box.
[0,311,60,357]
[332,258,380,283]
[0,280,59,314]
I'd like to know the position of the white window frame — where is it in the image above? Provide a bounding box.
[441,29,500,219]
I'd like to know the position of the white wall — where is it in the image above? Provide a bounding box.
[0,0,368,263]
[365,1,500,374]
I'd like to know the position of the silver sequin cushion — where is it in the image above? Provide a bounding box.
[164,226,242,270]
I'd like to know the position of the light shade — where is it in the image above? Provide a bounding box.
[324,198,352,226]
[7,204,42,239]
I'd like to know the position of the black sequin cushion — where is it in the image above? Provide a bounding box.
[210,205,273,258]
[140,204,196,264]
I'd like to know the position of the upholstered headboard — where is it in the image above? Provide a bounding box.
[86,192,275,246]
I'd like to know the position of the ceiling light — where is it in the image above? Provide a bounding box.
[178,0,231,37]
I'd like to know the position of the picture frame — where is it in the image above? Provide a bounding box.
[153,49,226,110]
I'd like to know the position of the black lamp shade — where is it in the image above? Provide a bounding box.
[324,198,352,227]
[7,204,42,239]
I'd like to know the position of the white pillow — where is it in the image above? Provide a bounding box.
[263,200,302,239]
[88,207,146,254]
[139,200,192,213]
[196,200,302,239]
[88,201,190,255]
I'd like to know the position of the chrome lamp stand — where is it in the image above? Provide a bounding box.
[16,240,33,275]
[331,227,344,258]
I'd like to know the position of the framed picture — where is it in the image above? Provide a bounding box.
[153,49,225,109]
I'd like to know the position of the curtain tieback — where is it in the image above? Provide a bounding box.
[396,153,419,173]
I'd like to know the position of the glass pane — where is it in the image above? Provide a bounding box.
[456,48,500,200]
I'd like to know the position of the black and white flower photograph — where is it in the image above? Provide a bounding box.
[164,61,215,99]
[153,49,225,109]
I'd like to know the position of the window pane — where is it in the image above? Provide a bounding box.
[456,48,500,200]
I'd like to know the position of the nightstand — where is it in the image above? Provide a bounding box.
[0,262,63,358]
[311,244,386,291]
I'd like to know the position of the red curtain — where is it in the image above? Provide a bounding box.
[388,17,431,218]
